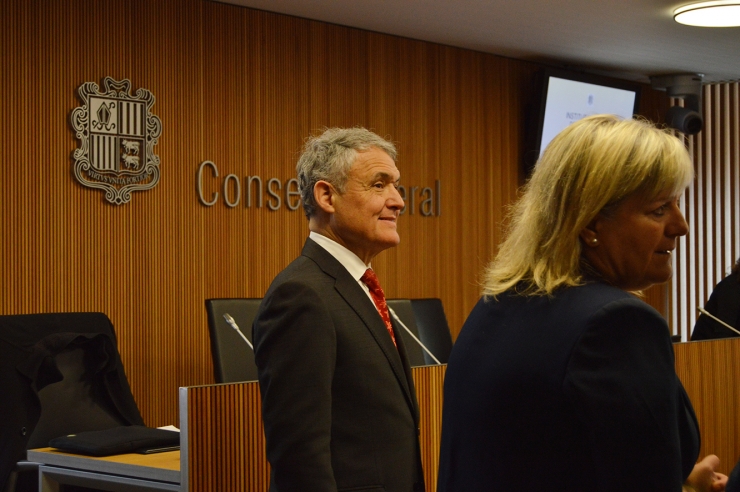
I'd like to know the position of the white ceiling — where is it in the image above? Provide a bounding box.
[215,0,740,84]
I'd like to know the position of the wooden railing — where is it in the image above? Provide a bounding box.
[180,365,447,492]
[179,338,740,489]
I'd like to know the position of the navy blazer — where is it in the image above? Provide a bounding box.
[253,238,425,492]
[438,282,699,492]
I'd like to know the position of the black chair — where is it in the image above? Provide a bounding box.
[409,298,454,362]
[0,312,144,492]
[387,299,425,367]
[205,298,261,383]
[387,298,454,366]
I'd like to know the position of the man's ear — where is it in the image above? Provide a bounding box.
[579,216,601,247]
[313,180,336,214]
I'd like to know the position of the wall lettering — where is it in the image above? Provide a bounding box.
[197,160,440,216]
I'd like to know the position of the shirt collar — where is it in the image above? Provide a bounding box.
[309,231,370,281]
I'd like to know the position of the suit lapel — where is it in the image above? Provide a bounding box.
[301,239,417,414]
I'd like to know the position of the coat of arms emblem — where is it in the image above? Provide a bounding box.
[70,77,162,205]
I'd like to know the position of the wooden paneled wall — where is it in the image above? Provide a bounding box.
[672,82,740,340]
[0,0,670,426]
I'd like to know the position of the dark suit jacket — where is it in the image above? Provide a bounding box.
[691,271,740,340]
[253,238,425,492]
[437,282,699,492]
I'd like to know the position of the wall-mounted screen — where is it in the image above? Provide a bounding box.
[526,69,641,172]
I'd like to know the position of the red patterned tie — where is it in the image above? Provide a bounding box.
[360,268,397,347]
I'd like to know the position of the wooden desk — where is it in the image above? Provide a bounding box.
[26,447,180,492]
[23,365,445,492]
[177,344,740,486]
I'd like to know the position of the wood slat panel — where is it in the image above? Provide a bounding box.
[675,338,740,473]
[184,382,269,492]
[673,82,740,340]
[182,365,446,492]
[1,0,670,428]
[413,365,447,491]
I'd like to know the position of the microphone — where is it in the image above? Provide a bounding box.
[223,313,254,350]
[387,307,442,365]
[697,307,740,337]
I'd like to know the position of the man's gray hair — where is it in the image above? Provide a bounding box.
[296,127,397,218]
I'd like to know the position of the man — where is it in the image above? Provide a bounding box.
[253,127,425,492]
[691,258,740,340]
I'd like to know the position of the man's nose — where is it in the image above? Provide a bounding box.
[387,186,404,210]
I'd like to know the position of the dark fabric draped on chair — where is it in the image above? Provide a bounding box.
[0,312,143,492]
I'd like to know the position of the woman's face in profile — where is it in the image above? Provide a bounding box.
[581,190,689,292]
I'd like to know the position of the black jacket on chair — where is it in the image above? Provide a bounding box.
[0,312,144,489]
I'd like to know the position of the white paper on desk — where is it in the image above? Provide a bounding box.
[157,425,180,432]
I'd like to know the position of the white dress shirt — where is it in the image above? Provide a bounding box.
[309,231,376,306]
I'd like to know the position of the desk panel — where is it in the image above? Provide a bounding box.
[180,382,268,492]
[180,365,446,492]
[675,337,740,474]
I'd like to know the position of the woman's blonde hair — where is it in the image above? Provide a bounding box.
[483,114,693,297]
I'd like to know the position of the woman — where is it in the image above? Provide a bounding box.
[437,115,727,492]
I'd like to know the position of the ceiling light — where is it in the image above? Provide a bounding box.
[674,1,740,27]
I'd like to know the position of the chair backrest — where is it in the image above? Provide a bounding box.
[387,299,426,367]
[409,298,454,364]
[205,298,261,383]
[388,298,454,366]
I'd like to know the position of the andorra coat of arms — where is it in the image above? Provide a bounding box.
[70,77,162,205]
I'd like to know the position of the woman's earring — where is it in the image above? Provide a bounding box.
[591,238,598,245]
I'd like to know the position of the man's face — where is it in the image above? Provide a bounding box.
[329,147,404,264]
